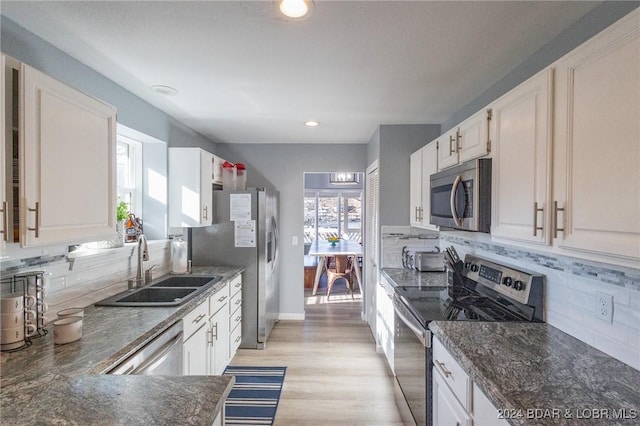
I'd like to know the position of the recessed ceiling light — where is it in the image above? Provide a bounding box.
[151,85,179,96]
[305,120,320,127]
[278,0,313,19]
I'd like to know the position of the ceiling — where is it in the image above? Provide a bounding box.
[1,1,601,144]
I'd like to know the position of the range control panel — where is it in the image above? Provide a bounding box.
[463,254,544,305]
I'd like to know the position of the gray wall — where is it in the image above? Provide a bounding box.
[442,1,640,132]
[377,125,441,226]
[215,143,367,317]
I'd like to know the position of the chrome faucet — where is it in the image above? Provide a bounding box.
[131,234,149,289]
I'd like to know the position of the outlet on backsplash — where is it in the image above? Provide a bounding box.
[595,292,614,323]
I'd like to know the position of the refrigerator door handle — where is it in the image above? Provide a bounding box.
[272,216,279,267]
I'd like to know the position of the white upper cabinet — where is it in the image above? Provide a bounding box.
[410,142,438,230]
[168,147,213,227]
[212,154,226,186]
[490,69,552,245]
[552,10,639,262]
[458,108,491,163]
[438,110,491,171]
[1,54,7,247]
[20,63,117,247]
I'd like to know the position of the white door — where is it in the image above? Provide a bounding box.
[458,108,490,163]
[409,150,422,226]
[553,10,640,261]
[21,63,116,247]
[364,161,379,330]
[491,69,552,245]
[183,325,208,375]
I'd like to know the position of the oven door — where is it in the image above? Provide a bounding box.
[393,294,432,426]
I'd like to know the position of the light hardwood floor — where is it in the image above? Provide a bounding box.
[230,287,413,425]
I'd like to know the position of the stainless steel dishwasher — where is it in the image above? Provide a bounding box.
[107,321,184,375]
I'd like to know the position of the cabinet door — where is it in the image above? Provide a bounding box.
[375,280,394,372]
[472,383,508,426]
[200,150,213,226]
[458,109,490,163]
[0,54,6,247]
[491,69,552,245]
[183,324,208,375]
[209,302,229,375]
[553,10,640,261]
[169,148,212,227]
[212,154,224,185]
[437,128,459,170]
[433,369,472,426]
[21,64,116,247]
[409,149,423,226]
[420,142,438,231]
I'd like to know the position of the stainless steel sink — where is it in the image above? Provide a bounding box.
[95,275,223,307]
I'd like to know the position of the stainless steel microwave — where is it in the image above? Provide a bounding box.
[429,158,491,232]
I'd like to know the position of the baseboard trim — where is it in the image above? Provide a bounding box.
[278,312,305,321]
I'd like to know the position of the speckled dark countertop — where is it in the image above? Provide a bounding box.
[381,268,447,289]
[0,266,243,425]
[430,321,640,425]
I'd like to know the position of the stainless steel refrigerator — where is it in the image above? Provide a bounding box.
[190,188,280,349]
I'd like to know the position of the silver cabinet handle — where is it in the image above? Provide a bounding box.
[192,313,206,324]
[218,295,228,303]
[27,202,40,237]
[449,134,456,155]
[212,323,218,340]
[235,299,241,306]
[533,202,544,237]
[434,360,452,378]
[235,335,241,343]
[0,201,7,241]
[235,315,241,322]
[553,201,565,238]
[203,205,208,220]
[207,328,213,345]
[455,129,461,151]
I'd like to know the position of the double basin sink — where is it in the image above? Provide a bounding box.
[95,275,223,307]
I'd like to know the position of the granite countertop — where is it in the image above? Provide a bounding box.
[0,266,243,425]
[430,321,640,426]
[381,267,447,288]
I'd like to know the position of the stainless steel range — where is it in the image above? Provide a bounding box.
[393,250,544,426]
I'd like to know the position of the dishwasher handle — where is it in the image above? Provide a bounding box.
[135,329,183,375]
[107,321,184,375]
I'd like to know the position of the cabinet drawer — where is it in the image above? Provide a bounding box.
[230,288,242,313]
[183,299,209,340]
[433,337,471,410]
[209,283,229,315]
[229,320,242,358]
[229,275,242,297]
[230,304,242,331]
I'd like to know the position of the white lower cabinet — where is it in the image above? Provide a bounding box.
[433,369,472,426]
[181,275,242,376]
[375,278,394,372]
[433,336,507,426]
[208,302,229,376]
[183,298,210,375]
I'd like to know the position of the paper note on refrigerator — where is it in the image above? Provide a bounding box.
[230,193,252,221]
[235,220,256,247]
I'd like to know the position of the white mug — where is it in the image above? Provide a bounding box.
[0,293,36,313]
[0,323,37,344]
[0,312,24,328]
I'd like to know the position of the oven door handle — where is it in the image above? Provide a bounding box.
[394,300,430,348]
[449,174,464,227]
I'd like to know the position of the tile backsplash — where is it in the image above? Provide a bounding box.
[1,240,171,323]
[439,230,640,371]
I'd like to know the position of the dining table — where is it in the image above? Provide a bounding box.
[307,239,363,296]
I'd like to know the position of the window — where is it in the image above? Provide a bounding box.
[116,135,142,216]
[304,190,362,243]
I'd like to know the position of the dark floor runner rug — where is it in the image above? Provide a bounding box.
[223,366,287,426]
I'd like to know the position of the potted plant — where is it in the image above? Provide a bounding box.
[115,199,129,247]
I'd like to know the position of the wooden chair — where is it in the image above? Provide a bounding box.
[325,255,354,300]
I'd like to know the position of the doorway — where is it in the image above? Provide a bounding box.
[303,172,363,304]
